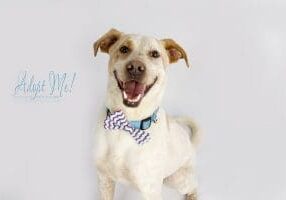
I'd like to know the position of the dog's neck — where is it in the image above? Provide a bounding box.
[105,92,164,121]
[105,100,160,121]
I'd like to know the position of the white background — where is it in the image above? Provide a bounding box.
[0,0,285,199]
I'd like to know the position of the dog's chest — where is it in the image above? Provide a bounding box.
[96,131,141,183]
[95,112,168,183]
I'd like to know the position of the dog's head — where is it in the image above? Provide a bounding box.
[94,28,189,109]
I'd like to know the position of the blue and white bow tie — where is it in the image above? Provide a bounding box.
[104,110,151,145]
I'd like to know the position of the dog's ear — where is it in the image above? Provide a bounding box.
[161,39,190,67]
[93,28,123,57]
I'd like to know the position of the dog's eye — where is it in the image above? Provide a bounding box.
[119,46,129,54]
[150,50,160,58]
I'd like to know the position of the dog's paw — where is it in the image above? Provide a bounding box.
[185,190,198,200]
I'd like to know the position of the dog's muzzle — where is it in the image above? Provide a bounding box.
[114,70,157,107]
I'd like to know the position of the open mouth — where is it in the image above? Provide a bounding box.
[114,71,157,107]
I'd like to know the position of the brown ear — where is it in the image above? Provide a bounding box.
[93,28,123,57]
[161,39,190,67]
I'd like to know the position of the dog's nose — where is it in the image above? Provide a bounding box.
[126,60,146,77]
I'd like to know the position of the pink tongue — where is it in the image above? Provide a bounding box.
[124,81,146,99]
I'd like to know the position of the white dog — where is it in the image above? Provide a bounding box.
[93,28,201,200]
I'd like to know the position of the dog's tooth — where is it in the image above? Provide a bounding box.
[123,91,127,99]
[135,94,142,101]
[128,94,142,103]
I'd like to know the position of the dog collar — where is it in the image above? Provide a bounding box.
[106,108,159,130]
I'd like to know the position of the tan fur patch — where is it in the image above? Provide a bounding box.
[161,38,190,67]
[114,38,134,60]
[185,190,198,200]
[93,28,122,56]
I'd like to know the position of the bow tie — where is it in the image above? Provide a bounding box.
[104,110,155,145]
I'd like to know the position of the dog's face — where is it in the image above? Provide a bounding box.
[94,29,189,108]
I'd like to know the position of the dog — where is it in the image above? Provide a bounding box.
[93,28,201,200]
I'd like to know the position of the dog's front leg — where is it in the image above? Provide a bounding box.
[141,191,162,200]
[136,179,163,200]
[140,184,162,200]
[97,172,115,200]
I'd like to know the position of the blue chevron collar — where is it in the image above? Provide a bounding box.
[106,108,159,130]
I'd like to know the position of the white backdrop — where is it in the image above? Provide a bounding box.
[0,0,285,200]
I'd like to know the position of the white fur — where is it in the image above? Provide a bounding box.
[93,33,201,200]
